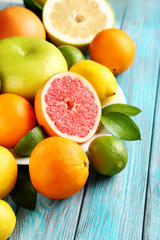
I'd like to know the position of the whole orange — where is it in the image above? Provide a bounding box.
[0,93,36,148]
[29,137,89,199]
[89,28,136,75]
[0,6,46,40]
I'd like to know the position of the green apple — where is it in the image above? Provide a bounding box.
[0,36,68,101]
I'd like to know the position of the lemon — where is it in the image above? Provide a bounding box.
[0,147,18,199]
[70,60,117,104]
[42,0,115,51]
[88,136,128,176]
[14,126,45,157]
[58,45,85,69]
[0,200,16,240]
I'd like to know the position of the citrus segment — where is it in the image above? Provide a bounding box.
[43,0,114,50]
[35,72,101,143]
[29,137,89,199]
[0,200,16,240]
[0,146,18,199]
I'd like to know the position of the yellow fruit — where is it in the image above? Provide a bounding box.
[70,60,117,105]
[0,146,18,199]
[42,0,115,51]
[0,200,16,240]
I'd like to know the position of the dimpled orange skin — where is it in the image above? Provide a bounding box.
[89,28,136,75]
[0,93,36,148]
[0,6,46,40]
[29,137,89,199]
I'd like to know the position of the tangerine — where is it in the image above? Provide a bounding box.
[89,28,136,75]
[0,6,46,40]
[0,93,36,148]
[29,137,89,199]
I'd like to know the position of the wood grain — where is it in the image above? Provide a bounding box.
[74,0,160,239]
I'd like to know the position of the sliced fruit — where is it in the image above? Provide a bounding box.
[0,200,16,240]
[43,0,115,51]
[14,126,45,157]
[70,60,117,104]
[35,72,101,143]
[58,45,85,69]
[88,136,128,176]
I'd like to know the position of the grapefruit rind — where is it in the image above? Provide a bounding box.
[35,72,101,143]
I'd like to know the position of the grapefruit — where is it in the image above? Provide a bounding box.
[35,72,101,143]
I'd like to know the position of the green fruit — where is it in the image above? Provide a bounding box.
[0,36,68,102]
[23,0,42,18]
[58,45,85,69]
[14,126,45,157]
[88,136,128,176]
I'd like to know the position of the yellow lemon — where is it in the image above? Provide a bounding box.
[0,200,16,240]
[42,0,115,51]
[70,60,117,104]
[0,147,18,199]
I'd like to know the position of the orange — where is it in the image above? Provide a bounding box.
[89,28,136,75]
[0,93,36,148]
[0,6,46,40]
[29,137,89,199]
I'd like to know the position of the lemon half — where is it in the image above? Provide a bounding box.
[43,0,115,51]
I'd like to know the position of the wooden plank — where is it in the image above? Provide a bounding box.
[74,0,160,239]
[143,74,160,237]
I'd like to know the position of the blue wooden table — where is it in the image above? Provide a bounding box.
[1,0,160,239]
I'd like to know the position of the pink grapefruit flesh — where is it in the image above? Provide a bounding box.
[35,72,101,143]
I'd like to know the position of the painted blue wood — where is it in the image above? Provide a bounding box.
[74,0,160,239]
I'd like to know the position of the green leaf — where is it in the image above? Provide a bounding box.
[10,175,37,211]
[101,112,141,141]
[102,104,142,117]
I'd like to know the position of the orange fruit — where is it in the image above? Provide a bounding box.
[29,137,89,199]
[0,6,46,40]
[0,93,36,148]
[35,71,101,143]
[89,28,136,75]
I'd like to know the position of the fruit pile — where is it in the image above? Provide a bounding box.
[0,1,141,239]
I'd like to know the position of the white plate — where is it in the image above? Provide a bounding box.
[10,85,126,165]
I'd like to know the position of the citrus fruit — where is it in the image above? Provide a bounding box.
[88,136,128,176]
[35,71,101,143]
[29,137,89,199]
[42,0,115,51]
[70,60,117,104]
[14,126,45,157]
[58,45,85,69]
[0,93,36,148]
[0,6,46,40]
[0,200,16,240]
[89,28,136,75]
[23,0,43,18]
[0,146,18,199]
[0,36,68,101]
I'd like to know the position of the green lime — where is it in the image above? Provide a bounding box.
[14,126,45,157]
[58,45,85,69]
[23,0,42,18]
[88,136,128,176]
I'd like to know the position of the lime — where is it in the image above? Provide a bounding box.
[43,0,115,51]
[58,45,85,69]
[0,147,18,199]
[88,136,128,176]
[0,200,16,240]
[14,126,45,157]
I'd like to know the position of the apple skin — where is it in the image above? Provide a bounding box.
[0,36,68,101]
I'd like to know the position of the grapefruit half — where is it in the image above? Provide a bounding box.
[35,72,101,143]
